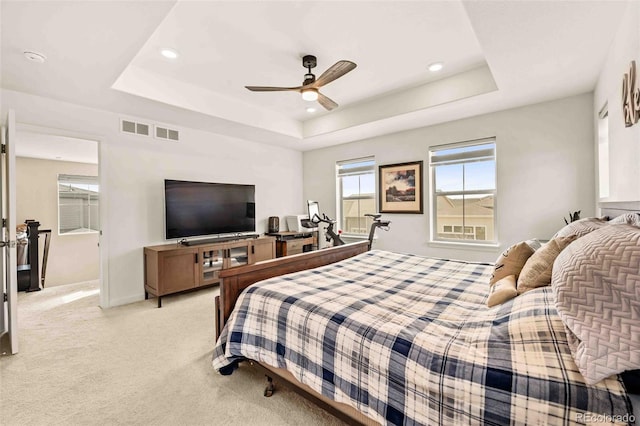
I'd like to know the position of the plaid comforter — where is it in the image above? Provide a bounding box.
[212,250,633,425]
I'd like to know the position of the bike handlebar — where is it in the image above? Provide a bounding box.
[312,213,336,225]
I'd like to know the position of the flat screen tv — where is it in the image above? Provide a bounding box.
[164,179,255,239]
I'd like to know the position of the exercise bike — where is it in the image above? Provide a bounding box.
[310,213,345,247]
[364,213,391,250]
[309,212,391,250]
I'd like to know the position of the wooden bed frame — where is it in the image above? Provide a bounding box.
[214,240,372,425]
[215,240,370,339]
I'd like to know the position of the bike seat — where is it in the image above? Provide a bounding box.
[365,213,382,220]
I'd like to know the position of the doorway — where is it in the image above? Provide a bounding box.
[15,127,100,295]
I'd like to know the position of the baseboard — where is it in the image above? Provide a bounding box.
[108,293,145,308]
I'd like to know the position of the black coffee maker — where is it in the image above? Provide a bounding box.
[268,216,279,233]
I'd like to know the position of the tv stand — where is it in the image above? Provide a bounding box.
[143,235,274,307]
[181,234,259,246]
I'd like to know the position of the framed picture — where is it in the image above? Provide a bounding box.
[379,161,423,214]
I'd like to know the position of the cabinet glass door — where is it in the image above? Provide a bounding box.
[200,248,224,285]
[227,246,249,268]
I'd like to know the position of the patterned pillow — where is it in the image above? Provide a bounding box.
[490,241,537,285]
[516,235,577,294]
[487,275,518,307]
[552,217,609,239]
[552,224,640,385]
[608,213,640,227]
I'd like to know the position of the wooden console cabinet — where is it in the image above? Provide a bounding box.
[267,231,318,257]
[144,236,275,307]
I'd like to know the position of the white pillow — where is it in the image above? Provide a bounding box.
[608,213,640,227]
[552,224,640,384]
[552,217,608,239]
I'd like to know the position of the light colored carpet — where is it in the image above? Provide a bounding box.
[0,281,345,425]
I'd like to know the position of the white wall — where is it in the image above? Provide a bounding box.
[304,93,595,262]
[2,89,303,307]
[16,157,99,287]
[594,0,640,204]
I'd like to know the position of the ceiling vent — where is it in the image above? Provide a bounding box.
[120,119,150,137]
[154,125,180,142]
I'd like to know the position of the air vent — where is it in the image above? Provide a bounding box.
[121,119,150,137]
[155,125,180,141]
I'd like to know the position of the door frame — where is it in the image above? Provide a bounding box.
[15,123,108,308]
[2,110,18,353]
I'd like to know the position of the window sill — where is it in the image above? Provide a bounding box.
[428,240,500,252]
[341,233,371,240]
[59,230,99,236]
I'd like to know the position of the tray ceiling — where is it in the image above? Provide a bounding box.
[1,1,629,151]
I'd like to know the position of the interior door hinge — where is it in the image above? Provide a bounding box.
[1,144,5,154]
[3,293,7,302]
[2,218,6,228]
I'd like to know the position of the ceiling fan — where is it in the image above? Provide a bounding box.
[245,55,357,111]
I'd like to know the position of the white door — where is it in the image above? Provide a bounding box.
[1,110,19,354]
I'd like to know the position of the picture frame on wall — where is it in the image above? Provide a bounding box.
[379,161,423,214]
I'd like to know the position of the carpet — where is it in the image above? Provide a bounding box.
[0,281,345,425]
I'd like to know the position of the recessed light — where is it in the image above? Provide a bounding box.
[306,107,316,113]
[428,62,444,72]
[23,51,46,63]
[160,48,179,59]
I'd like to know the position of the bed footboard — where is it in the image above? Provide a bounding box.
[215,241,369,338]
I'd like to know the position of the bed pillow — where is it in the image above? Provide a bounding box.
[516,235,577,294]
[608,212,640,227]
[490,240,538,285]
[524,238,543,251]
[552,217,608,239]
[487,275,518,307]
[552,224,640,385]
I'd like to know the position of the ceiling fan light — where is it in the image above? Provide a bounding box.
[301,89,318,102]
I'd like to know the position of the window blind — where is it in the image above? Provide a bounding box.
[430,140,496,166]
[337,158,375,177]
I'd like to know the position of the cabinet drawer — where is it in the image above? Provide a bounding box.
[287,239,307,252]
[285,237,314,255]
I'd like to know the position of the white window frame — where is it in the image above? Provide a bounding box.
[597,102,610,200]
[336,156,376,237]
[58,174,99,235]
[429,138,497,246]
[440,224,487,240]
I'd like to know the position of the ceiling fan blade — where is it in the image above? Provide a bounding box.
[245,86,302,92]
[312,61,357,88]
[317,92,338,111]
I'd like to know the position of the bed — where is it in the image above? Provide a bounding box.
[212,209,639,425]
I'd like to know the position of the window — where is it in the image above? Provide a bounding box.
[440,224,486,240]
[58,174,99,234]
[429,139,496,244]
[337,157,376,235]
